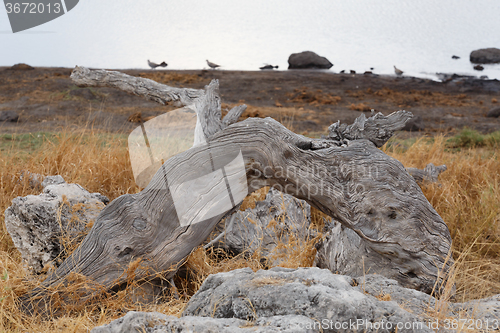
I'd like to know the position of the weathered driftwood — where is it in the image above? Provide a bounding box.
[71,66,246,144]
[407,163,447,184]
[22,67,453,313]
[328,111,413,148]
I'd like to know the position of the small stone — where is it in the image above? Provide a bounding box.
[0,111,19,122]
[4,181,109,273]
[486,107,500,118]
[41,175,66,188]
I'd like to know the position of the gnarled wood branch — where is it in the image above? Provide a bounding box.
[223,104,248,127]
[71,66,202,106]
[407,163,447,184]
[22,68,453,314]
[328,111,414,147]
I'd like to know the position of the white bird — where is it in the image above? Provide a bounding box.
[206,60,221,69]
[148,60,168,69]
[394,65,403,76]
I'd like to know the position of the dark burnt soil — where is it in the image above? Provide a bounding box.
[1,66,499,136]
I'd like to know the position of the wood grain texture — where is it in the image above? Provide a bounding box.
[328,111,413,147]
[223,104,247,127]
[22,68,453,313]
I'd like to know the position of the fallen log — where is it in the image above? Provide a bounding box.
[21,67,453,314]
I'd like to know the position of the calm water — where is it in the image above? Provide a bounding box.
[1,0,500,80]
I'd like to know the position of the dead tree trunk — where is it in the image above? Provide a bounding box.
[21,67,453,313]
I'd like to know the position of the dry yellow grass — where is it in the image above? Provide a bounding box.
[0,127,498,331]
[384,135,500,303]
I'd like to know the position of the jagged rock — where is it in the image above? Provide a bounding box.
[18,172,67,190]
[487,107,500,118]
[92,311,317,333]
[0,110,19,122]
[455,294,500,324]
[18,171,44,189]
[288,51,333,69]
[470,48,500,64]
[91,311,169,333]
[361,274,500,328]
[93,269,500,333]
[182,267,432,332]
[210,188,313,264]
[4,178,109,273]
[41,175,66,188]
[355,274,438,317]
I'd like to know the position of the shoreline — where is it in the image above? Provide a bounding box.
[3,63,500,82]
[1,66,499,135]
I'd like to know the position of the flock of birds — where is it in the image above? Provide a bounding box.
[148,59,279,71]
[148,59,404,75]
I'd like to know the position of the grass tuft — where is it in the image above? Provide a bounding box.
[447,128,500,149]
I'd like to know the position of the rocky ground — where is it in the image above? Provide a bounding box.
[7,176,500,333]
[1,65,500,136]
[92,268,500,333]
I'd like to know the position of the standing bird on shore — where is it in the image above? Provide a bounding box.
[394,65,403,76]
[259,64,279,70]
[148,60,168,69]
[206,60,221,69]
